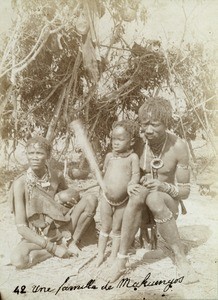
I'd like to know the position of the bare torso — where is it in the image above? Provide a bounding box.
[104,154,133,203]
[140,133,180,183]
[13,168,68,222]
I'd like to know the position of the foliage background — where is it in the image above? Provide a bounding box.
[0,0,217,173]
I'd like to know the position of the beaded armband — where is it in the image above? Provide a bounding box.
[177,182,191,188]
[177,164,190,170]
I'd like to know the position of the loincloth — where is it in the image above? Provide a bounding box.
[101,190,129,209]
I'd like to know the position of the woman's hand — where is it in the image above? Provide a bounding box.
[54,244,75,258]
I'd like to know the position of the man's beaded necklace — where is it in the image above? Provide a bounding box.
[143,133,168,171]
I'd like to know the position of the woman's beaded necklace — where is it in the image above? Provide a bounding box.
[26,166,51,199]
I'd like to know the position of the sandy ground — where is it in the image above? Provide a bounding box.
[0,178,218,300]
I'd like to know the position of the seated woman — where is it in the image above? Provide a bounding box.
[9,136,98,269]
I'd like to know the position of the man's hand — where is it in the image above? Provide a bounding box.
[142,179,163,191]
[140,174,153,186]
[127,183,141,196]
[140,176,147,185]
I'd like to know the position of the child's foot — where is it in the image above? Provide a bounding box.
[106,255,116,267]
[101,262,126,282]
[100,255,128,282]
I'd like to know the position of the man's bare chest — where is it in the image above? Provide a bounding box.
[140,146,177,177]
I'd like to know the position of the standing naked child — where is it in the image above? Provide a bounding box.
[96,120,140,267]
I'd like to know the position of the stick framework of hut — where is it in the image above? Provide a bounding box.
[0,0,216,179]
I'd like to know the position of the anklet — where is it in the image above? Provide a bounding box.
[99,231,109,237]
[112,232,121,238]
[117,253,129,259]
[154,211,173,224]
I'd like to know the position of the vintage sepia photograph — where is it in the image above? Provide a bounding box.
[0,0,217,299]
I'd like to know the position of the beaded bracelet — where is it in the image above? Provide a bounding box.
[55,194,62,204]
[41,237,48,249]
[52,243,57,255]
[51,243,57,255]
[162,182,179,198]
[46,241,54,253]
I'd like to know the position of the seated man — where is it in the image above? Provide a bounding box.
[9,136,98,269]
[106,97,198,284]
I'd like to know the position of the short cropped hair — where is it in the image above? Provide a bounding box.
[138,97,173,128]
[26,136,52,157]
[112,120,139,140]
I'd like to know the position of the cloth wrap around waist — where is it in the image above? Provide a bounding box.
[9,174,73,243]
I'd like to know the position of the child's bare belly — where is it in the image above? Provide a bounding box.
[104,158,131,203]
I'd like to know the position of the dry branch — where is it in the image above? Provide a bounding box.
[0,86,13,117]
[63,52,82,123]
[24,73,72,118]
[46,85,67,142]
[0,17,21,74]
[0,25,50,78]
[175,71,217,154]
[73,85,97,114]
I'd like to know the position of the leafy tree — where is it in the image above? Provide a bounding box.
[0,0,216,165]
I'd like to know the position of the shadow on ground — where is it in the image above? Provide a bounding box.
[129,224,211,270]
